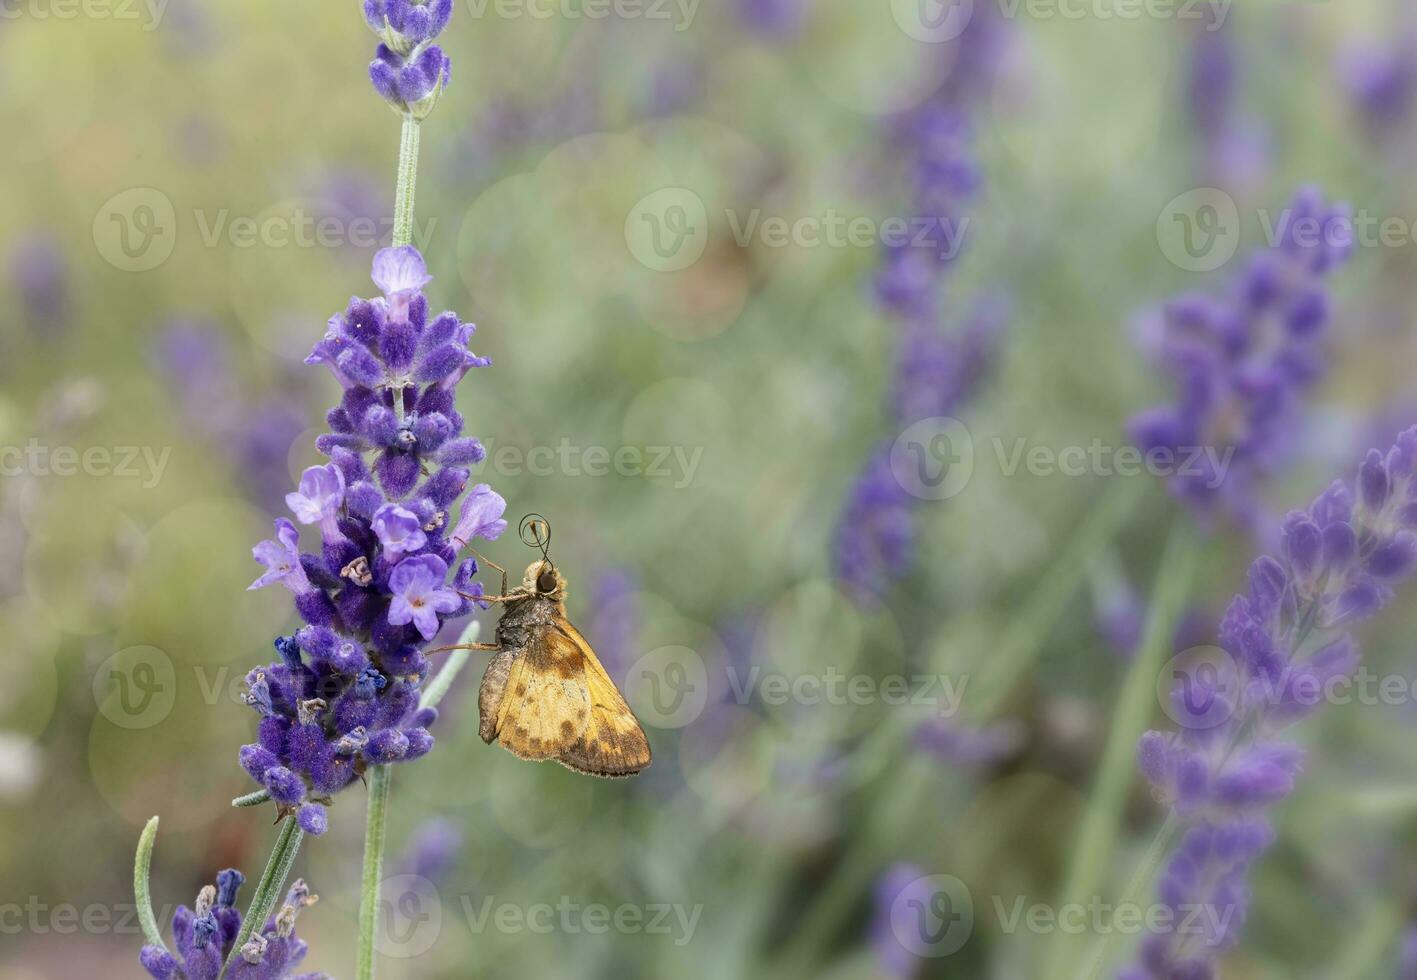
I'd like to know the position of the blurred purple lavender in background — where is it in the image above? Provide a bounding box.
[155,321,307,512]
[870,863,931,978]
[1338,37,1416,139]
[587,568,641,683]
[1400,928,1417,979]
[738,0,808,41]
[1122,426,1417,979]
[913,716,1024,771]
[397,818,463,882]
[1186,25,1270,197]
[834,450,917,597]
[1129,187,1354,530]
[833,13,1009,601]
[9,233,69,335]
[892,296,1007,426]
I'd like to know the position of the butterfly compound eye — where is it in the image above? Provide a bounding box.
[536,569,557,594]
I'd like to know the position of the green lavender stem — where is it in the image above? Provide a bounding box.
[392,114,421,250]
[356,108,426,980]
[134,816,167,952]
[1049,521,1200,980]
[357,764,393,980]
[1075,813,1179,980]
[222,816,305,976]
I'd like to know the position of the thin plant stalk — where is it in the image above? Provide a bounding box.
[222,816,305,976]
[1048,522,1201,980]
[356,108,423,980]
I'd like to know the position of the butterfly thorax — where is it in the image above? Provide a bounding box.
[494,593,564,651]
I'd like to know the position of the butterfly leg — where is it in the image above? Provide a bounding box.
[469,548,509,597]
[457,590,516,604]
[428,641,499,654]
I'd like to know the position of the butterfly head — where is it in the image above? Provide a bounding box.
[522,560,566,599]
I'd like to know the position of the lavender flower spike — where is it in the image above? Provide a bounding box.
[1129,186,1354,528]
[140,871,329,980]
[1121,425,1417,979]
[239,244,499,819]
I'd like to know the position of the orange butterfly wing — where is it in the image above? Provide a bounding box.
[478,622,651,778]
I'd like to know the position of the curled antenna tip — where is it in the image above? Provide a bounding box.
[519,513,553,564]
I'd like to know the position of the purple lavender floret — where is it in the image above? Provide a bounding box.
[1122,425,1417,979]
[1129,187,1354,527]
[870,863,932,979]
[241,246,504,827]
[1400,928,1417,979]
[364,0,453,43]
[369,43,451,117]
[140,873,328,980]
[363,0,453,116]
[737,0,807,40]
[833,448,917,600]
[9,232,69,332]
[1337,38,1416,138]
[398,818,463,882]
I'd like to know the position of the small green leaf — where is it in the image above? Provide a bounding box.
[232,789,272,808]
[134,816,168,952]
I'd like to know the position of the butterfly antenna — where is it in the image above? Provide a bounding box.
[519,513,554,569]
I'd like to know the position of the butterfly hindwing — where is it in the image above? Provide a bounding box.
[555,622,652,778]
